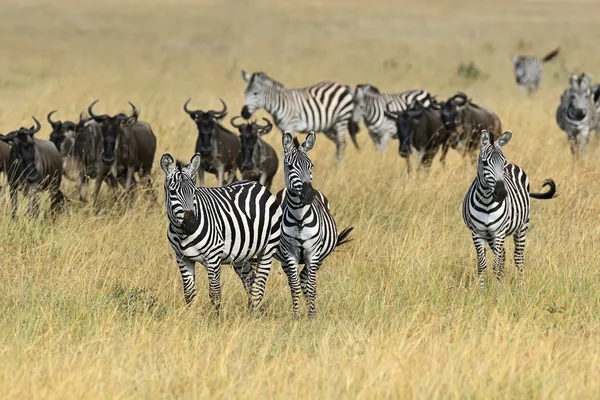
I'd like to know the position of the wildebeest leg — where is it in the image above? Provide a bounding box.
[79,175,89,202]
[259,171,267,186]
[217,164,225,187]
[440,141,450,166]
[125,165,136,192]
[27,192,40,219]
[232,261,255,310]
[404,157,412,174]
[225,169,236,185]
[50,186,65,216]
[93,163,107,204]
[9,185,18,219]
[420,151,435,170]
[198,170,205,188]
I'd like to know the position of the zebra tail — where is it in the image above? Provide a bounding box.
[541,48,560,63]
[348,121,360,150]
[530,179,557,199]
[336,226,355,248]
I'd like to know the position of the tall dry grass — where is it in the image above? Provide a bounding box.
[1,0,600,398]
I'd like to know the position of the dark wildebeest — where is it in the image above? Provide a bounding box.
[230,116,278,190]
[88,100,156,203]
[384,101,451,172]
[0,117,64,218]
[183,99,240,187]
[0,141,9,194]
[440,93,502,159]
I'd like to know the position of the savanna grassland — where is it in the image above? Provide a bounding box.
[1,0,600,398]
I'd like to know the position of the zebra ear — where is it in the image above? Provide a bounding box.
[188,153,202,175]
[569,74,579,88]
[301,131,316,153]
[241,70,252,83]
[282,131,295,153]
[160,153,175,175]
[496,131,512,148]
[581,74,592,90]
[480,130,491,149]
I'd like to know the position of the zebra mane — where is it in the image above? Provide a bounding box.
[292,137,301,148]
[176,160,184,171]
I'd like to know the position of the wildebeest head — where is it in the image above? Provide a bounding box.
[88,100,138,165]
[384,101,426,158]
[478,130,512,203]
[441,92,469,131]
[241,70,281,119]
[48,110,78,157]
[565,74,593,121]
[0,117,42,183]
[282,131,316,206]
[184,98,228,157]
[231,116,273,171]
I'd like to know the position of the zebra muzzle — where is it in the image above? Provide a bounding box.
[300,182,315,205]
[493,180,507,203]
[182,210,200,235]
[241,106,252,119]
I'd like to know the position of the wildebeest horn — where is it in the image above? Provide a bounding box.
[128,101,139,118]
[230,115,246,128]
[183,98,195,115]
[384,110,399,120]
[26,116,41,135]
[256,118,272,131]
[79,113,85,123]
[47,110,59,126]
[208,99,227,118]
[88,100,109,121]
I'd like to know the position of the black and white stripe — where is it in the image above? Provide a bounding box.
[463,130,556,289]
[351,84,433,151]
[556,73,598,157]
[241,71,358,161]
[275,132,353,318]
[161,153,282,311]
[510,48,559,95]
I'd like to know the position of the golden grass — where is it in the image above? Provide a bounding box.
[1,0,600,398]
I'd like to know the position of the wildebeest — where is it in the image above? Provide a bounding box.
[440,93,502,159]
[88,100,157,202]
[230,116,278,189]
[0,117,64,218]
[183,99,240,187]
[0,141,9,194]
[384,101,451,172]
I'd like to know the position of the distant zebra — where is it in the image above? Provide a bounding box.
[276,132,353,318]
[463,130,557,289]
[241,70,358,161]
[510,48,560,95]
[556,73,598,157]
[160,153,282,311]
[351,84,433,151]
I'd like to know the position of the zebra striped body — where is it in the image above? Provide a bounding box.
[351,84,432,151]
[241,71,357,161]
[511,48,559,95]
[275,132,352,318]
[463,130,556,289]
[161,153,282,311]
[556,73,598,157]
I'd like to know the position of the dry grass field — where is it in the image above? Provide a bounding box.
[1,0,600,398]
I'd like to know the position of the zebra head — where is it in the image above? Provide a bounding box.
[477,130,512,203]
[161,153,202,235]
[565,74,593,121]
[241,70,281,119]
[351,84,374,125]
[441,92,469,131]
[282,131,316,206]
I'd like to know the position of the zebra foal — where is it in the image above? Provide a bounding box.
[463,130,556,289]
[275,131,353,318]
[161,153,282,311]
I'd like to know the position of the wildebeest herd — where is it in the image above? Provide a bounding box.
[1,54,597,317]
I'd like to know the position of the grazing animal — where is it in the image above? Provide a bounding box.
[275,132,354,318]
[556,74,598,157]
[183,99,240,187]
[510,48,560,96]
[384,101,450,172]
[88,100,156,202]
[48,110,78,174]
[0,141,9,193]
[463,130,557,289]
[160,153,282,311]
[241,70,358,161]
[441,93,502,159]
[0,117,64,218]
[230,116,278,190]
[351,84,433,151]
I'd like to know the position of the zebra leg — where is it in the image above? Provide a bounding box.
[249,253,272,309]
[176,255,197,305]
[206,261,223,312]
[326,127,347,162]
[490,237,506,288]
[513,229,527,288]
[472,235,487,289]
[579,128,590,159]
[280,258,301,319]
[569,135,578,157]
[300,262,319,319]
[232,261,255,309]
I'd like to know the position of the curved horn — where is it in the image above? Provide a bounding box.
[128,101,139,118]
[183,98,194,115]
[88,100,108,121]
[208,99,228,118]
[47,110,59,126]
[79,113,85,123]
[384,110,399,120]
[257,117,272,130]
[230,115,246,129]
[27,116,41,135]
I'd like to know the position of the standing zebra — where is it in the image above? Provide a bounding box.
[510,47,560,96]
[351,84,433,152]
[276,131,353,318]
[556,73,598,157]
[240,70,358,161]
[463,130,557,289]
[160,153,282,311]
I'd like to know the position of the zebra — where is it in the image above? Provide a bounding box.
[556,73,598,157]
[463,130,557,289]
[275,131,354,318]
[240,70,359,161]
[351,84,433,152]
[160,153,282,311]
[510,47,560,96]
